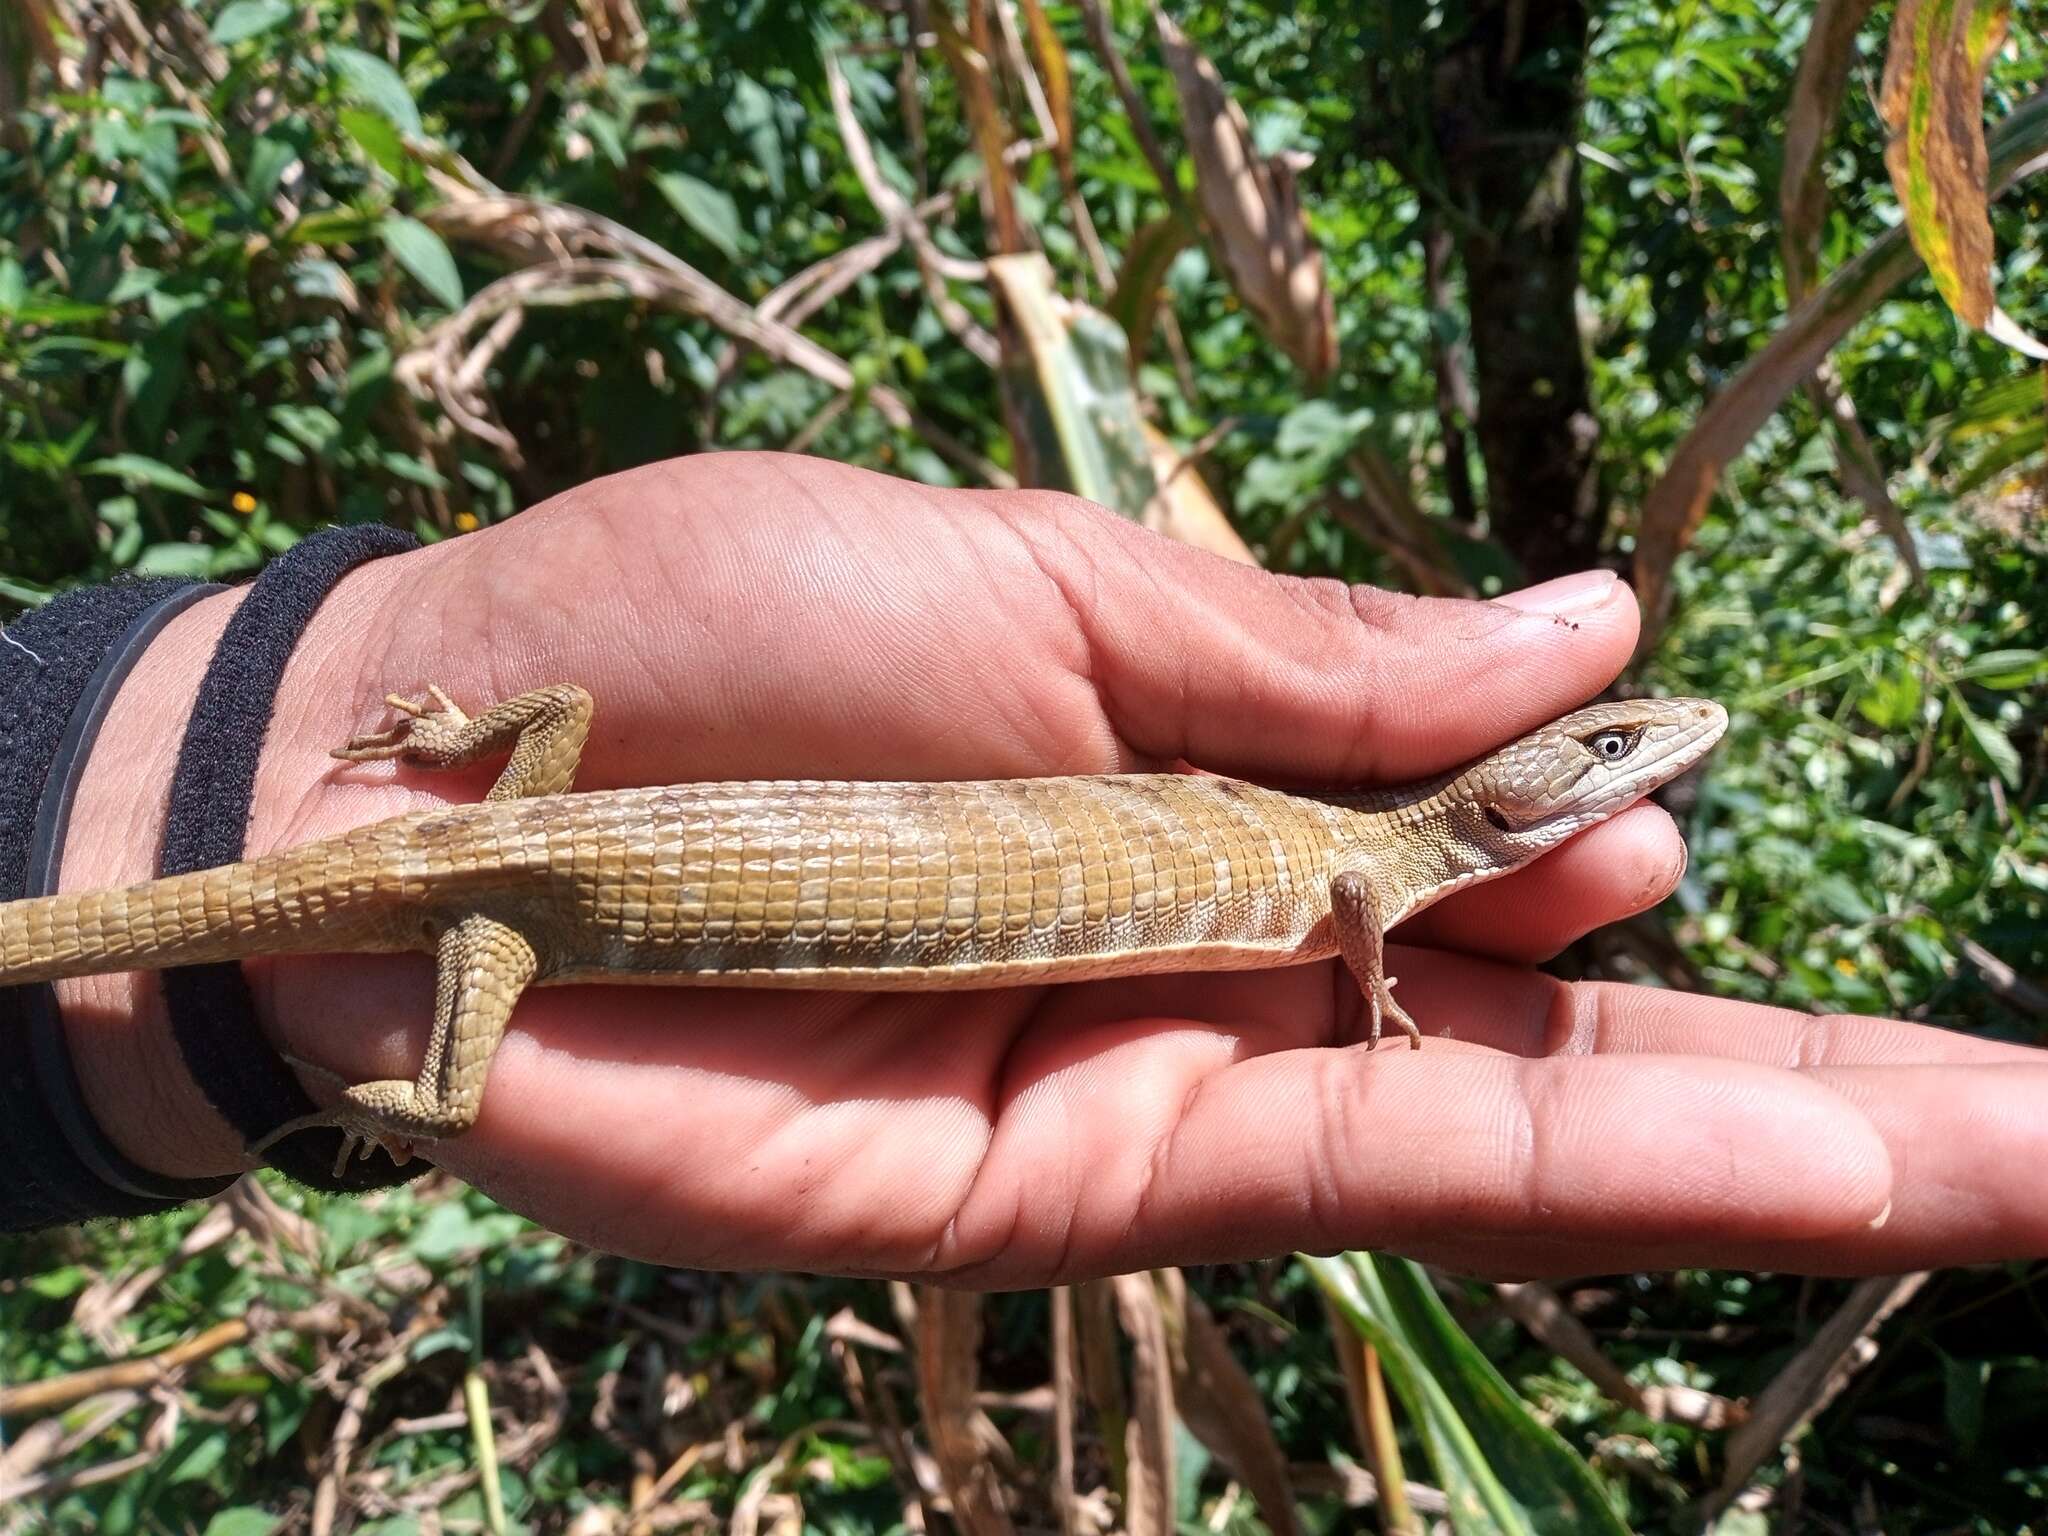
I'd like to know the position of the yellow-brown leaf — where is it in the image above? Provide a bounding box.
[1879,0,2043,355]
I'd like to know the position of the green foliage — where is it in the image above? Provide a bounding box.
[3,0,2045,1531]
[1670,485,2045,1029]
[1308,1253,1633,1534]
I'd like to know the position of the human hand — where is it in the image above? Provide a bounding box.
[60,453,2048,1280]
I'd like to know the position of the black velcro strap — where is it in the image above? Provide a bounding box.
[1,580,233,1230]
[160,524,419,1192]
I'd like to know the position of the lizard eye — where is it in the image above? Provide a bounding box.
[1585,728,1638,762]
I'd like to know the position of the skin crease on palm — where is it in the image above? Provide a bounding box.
[47,452,2048,1285]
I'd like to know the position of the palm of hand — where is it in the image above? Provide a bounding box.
[236,456,2040,1281]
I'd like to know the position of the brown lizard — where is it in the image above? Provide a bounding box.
[0,686,1726,1172]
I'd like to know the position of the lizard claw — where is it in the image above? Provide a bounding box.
[254,1054,419,1177]
[329,1130,415,1180]
[249,1109,416,1179]
[1363,977,1420,1051]
[332,684,470,761]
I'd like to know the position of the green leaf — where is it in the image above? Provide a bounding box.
[286,207,380,246]
[727,75,786,198]
[583,111,629,170]
[340,108,406,178]
[107,267,161,305]
[379,450,450,488]
[210,0,293,45]
[290,257,355,304]
[25,1264,90,1297]
[1950,648,2047,688]
[1106,211,1197,362]
[0,576,53,606]
[652,171,743,260]
[166,1428,229,1484]
[1857,668,1922,729]
[1277,398,1372,462]
[108,499,144,565]
[1304,1252,1630,1536]
[1812,874,1876,923]
[1940,1350,1988,1455]
[1953,697,2022,786]
[269,403,342,455]
[379,215,464,310]
[200,1509,282,1536]
[83,453,210,499]
[411,1199,526,1261]
[242,132,298,206]
[331,45,422,138]
[135,543,216,577]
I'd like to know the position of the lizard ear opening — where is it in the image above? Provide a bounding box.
[1483,804,1515,833]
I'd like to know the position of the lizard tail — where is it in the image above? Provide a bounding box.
[0,850,403,986]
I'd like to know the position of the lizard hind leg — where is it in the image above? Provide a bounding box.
[253,915,540,1178]
[332,682,594,800]
[1329,871,1423,1050]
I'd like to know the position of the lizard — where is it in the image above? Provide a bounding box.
[0,685,1727,1173]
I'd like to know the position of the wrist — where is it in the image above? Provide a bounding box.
[56,586,248,1177]
[54,548,429,1180]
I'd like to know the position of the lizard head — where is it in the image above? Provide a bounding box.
[1457,697,1728,853]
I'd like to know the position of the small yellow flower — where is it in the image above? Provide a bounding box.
[454,511,480,533]
[231,491,258,514]
[1834,957,1856,976]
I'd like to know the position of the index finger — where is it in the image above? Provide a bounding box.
[985,484,1641,782]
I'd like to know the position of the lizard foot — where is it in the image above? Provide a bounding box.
[1365,975,1423,1051]
[247,1108,418,1180]
[332,684,469,761]
[252,1055,425,1177]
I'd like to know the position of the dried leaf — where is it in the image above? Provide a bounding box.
[1775,2,1925,584]
[1150,7,1334,382]
[1018,0,1072,177]
[1880,0,2046,355]
[1109,1274,1174,1536]
[1073,1280,1129,1494]
[1049,1287,1085,1536]
[989,252,1159,512]
[1140,423,1255,564]
[912,1288,1016,1536]
[930,0,1024,255]
[1782,0,1881,300]
[1155,1271,1300,1536]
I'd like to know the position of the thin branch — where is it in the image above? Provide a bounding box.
[825,51,1001,365]
[417,194,1014,485]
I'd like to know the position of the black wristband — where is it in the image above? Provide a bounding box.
[1,580,235,1231]
[160,524,420,1193]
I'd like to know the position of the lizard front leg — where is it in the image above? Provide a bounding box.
[334,682,594,799]
[1329,871,1422,1050]
[254,915,539,1176]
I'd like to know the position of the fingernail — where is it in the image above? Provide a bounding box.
[1495,569,1618,616]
